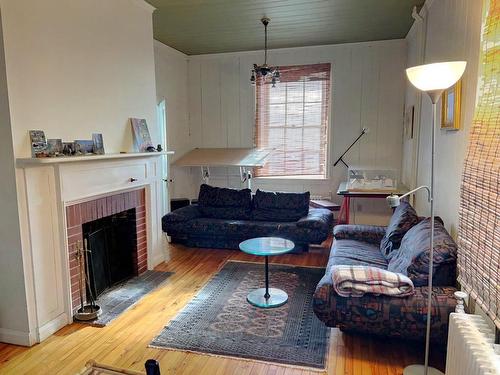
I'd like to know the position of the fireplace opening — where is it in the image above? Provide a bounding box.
[82,208,137,298]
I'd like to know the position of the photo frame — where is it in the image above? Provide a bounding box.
[74,140,94,155]
[92,133,105,155]
[47,138,63,156]
[130,118,153,152]
[29,130,48,158]
[441,78,462,130]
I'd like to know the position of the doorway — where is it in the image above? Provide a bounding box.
[157,98,169,215]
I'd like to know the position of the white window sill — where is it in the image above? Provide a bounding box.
[254,175,328,181]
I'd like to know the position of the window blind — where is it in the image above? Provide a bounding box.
[254,63,331,178]
[457,0,499,329]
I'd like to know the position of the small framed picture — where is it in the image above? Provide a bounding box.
[92,133,105,155]
[130,118,153,152]
[29,130,48,158]
[62,142,76,156]
[74,140,94,155]
[47,139,63,156]
[441,79,462,130]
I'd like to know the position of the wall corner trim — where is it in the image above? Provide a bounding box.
[128,0,156,13]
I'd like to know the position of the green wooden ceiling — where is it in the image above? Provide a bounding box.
[145,0,424,55]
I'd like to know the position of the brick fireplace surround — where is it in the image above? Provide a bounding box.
[66,189,147,311]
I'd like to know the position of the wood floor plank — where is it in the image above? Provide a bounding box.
[0,242,440,374]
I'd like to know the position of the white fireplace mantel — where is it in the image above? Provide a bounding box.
[15,152,171,345]
[16,151,174,166]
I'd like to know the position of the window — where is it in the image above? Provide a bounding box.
[255,63,331,178]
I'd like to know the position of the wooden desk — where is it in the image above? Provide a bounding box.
[310,199,341,212]
[336,182,408,224]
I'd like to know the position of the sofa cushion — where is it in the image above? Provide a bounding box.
[163,204,201,224]
[380,201,419,257]
[252,189,310,222]
[296,208,333,231]
[333,224,387,245]
[387,218,457,287]
[197,184,252,220]
[178,217,327,244]
[329,240,388,269]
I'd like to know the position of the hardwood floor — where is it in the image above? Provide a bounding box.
[0,242,442,375]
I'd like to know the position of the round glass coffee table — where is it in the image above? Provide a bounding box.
[239,237,295,308]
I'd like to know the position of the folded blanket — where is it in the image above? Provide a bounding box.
[332,265,415,297]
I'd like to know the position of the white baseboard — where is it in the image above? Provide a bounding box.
[38,313,69,342]
[0,327,37,346]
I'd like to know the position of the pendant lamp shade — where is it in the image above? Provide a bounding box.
[406,61,467,92]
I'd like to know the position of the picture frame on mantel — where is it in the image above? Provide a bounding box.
[441,78,462,130]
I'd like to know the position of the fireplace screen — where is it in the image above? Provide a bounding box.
[82,208,137,298]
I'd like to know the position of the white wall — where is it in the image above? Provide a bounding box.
[1,0,159,158]
[0,0,159,345]
[403,0,483,237]
[183,40,407,224]
[154,41,195,199]
[0,11,31,345]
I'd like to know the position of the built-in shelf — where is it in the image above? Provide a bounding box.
[16,151,174,167]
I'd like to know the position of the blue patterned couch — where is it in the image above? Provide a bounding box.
[162,184,333,252]
[313,202,458,343]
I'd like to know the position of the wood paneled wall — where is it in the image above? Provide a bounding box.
[403,0,482,236]
[184,40,407,224]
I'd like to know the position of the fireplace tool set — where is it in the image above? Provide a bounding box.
[74,239,101,321]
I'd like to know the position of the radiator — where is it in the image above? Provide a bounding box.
[446,313,500,375]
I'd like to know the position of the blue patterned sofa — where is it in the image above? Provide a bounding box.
[162,184,333,252]
[313,202,458,343]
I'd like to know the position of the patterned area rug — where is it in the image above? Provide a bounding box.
[150,261,329,369]
[78,270,172,327]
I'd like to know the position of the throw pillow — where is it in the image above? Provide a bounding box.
[197,184,252,220]
[387,218,457,287]
[252,189,310,222]
[380,201,419,257]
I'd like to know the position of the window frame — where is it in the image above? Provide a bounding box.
[253,63,332,180]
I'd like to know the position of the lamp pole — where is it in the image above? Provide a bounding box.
[425,93,438,375]
[402,61,466,375]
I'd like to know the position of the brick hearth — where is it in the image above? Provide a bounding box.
[66,189,147,311]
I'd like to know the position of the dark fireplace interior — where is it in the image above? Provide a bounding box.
[82,208,137,299]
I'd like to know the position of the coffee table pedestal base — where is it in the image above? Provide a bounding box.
[247,288,288,308]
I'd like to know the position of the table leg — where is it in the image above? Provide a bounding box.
[338,196,351,225]
[264,256,270,299]
[246,255,288,308]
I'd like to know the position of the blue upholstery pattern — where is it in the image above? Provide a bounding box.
[162,204,202,223]
[380,201,419,258]
[252,189,310,222]
[330,240,388,269]
[198,184,252,220]
[313,204,457,344]
[333,224,387,245]
[387,218,458,287]
[162,186,334,253]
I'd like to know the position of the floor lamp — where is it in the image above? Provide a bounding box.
[388,61,467,375]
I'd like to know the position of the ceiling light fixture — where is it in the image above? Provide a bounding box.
[250,17,280,87]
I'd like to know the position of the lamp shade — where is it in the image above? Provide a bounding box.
[406,61,466,92]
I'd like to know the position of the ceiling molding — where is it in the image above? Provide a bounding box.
[187,38,407,60]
